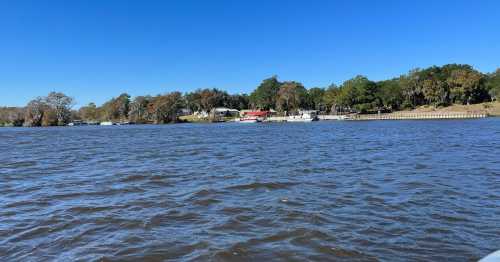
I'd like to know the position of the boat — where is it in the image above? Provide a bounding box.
[67,120,87,126]
[286,111,318,122]
[100,121,115,126]
[237,111,269,123]
[238,116,262,123]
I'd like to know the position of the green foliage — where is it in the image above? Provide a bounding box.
[6,63,497,127]
[276,81,307,113]
[149,92,183,124]
[376,79,403,110]
[307,87,326,111]
[323,84,340,113]
[486,69,500,101]
[101,93,130,121]
[249,76,281,110]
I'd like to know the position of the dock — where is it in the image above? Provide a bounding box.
[347,111,487,121]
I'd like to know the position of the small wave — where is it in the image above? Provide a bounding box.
[227,182,298,191]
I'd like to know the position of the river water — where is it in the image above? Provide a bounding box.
[1,119,500,261]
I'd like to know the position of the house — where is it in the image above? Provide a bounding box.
[178,108,192,116]
[211,107,240,117]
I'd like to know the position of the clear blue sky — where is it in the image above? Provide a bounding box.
[1,0,499,107]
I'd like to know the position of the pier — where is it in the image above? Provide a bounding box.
[347,111,487,121]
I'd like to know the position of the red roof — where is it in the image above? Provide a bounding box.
[245,111,269,117]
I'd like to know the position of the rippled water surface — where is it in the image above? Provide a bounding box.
[1,119,500,261]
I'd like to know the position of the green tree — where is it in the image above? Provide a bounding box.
[128,96,151,123]
[307,87,326,111]
[79,102,98,121]
[149,92,183,124]
[101,93,130,121]
[337,75,379,113]
[447,69,486,105]
[376,79,403,110]
[323,84,341,113]
[249,76,281,110]
[276,81,307,113]
[45,92,74,125]
[400,69,426,108]
[486,69,500,101]
[226,94,249,110]
[24,98,47,127]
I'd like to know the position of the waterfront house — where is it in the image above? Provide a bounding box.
[211,107,240,117]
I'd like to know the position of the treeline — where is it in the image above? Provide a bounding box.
[1,64,499,126]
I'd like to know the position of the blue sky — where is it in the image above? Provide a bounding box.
[1,0,499,107]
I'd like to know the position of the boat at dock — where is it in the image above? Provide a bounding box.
[237,116,262,123]
[286,111,318,122]
[237,111,269,123]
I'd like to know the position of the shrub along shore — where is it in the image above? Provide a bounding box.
[1,64,500,127]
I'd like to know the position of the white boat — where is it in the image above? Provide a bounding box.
[286,111,318,122]
[238,116,262,123]
[100,121,115,126]
[287,115,314,122]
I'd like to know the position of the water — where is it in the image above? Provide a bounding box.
[1,119,500,261]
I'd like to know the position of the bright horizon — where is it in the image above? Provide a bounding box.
[1,0,499,107]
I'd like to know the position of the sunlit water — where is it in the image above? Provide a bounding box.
[1,119,500,261]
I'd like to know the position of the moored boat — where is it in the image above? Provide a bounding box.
[286,110,318,122]
[238,116,262,123]
[237,111,269,123]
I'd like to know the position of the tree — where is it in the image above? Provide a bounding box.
[41,108,58,126]
[101,93,130,121]
[128,96,151,123]
[0,107,24,126]
[249,76,281,110]
[184,91,202,112]
[400,69,426,108]
[276,81,307,113]
[336,75,379,113]
[199,88,227,112]
[226,94,249,110]
[323,84,341,113]
[79,103,98,121]
[149,92,183,124]
[307,87,326,111]
[117,93,131,120]
[422,78,448,106]
[376,79,403,110]
[447,69,486,105]
[24,98,47,127]
[45,92,74,125]
[486,69,500,101]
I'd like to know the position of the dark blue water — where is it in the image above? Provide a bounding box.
[1,119,500,261]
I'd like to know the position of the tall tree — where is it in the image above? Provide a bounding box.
[79,102,98,121]
[128,96,151,123]
[376,79,403,110]
[45,92,74,125]
[249,76,281,110]
[486,69,500,101]
[307,87,326,111]
[276,81,307,113]
[149,92,183,124]
[447,69,486,105]
[24,98,47,127]
[323,84,341,113]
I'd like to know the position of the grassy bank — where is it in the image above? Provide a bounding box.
[400,101,500,116]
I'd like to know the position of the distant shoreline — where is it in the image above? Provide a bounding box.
[1,102,498,128]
